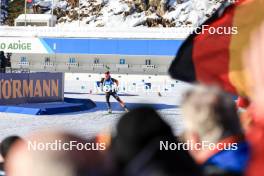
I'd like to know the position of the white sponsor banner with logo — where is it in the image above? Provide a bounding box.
[0,37,50,54]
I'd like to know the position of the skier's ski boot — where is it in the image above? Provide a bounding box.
[124,107,129,113]
[108,108,112,114]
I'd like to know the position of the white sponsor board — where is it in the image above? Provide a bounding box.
[0,37,50,54]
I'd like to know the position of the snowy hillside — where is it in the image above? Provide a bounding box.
[33,0,224,27]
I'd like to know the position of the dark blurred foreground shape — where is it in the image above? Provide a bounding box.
[168,0,264,175]
[110,106,202,176]
[169,0,264,97]
[181,85,250,176]
[0,107,204,176]
[0,136,22,176]
[5,131,107,176]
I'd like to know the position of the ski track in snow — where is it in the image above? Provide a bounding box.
[0,94,184,140]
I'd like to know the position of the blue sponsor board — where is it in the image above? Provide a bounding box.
[42,38,183,56]
[0,72,64,105]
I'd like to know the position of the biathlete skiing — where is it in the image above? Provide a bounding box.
[100,71,129,114]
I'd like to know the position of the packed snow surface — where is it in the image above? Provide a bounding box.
[0,92,186,141]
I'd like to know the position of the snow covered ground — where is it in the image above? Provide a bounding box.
[0,74,191,141]
[0,88,187,141]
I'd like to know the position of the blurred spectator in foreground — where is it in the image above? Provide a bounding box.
[110,107,202,176]
[181,85,250,176]
[5,131,107,176]
[0,135,22,176]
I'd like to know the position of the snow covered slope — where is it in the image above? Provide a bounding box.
[38,0,223,27]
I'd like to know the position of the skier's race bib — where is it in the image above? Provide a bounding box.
[103,79,116,92]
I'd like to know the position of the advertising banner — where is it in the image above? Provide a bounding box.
[0,37,53,54]
[0,72,64,105]
[0,37,183,56]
